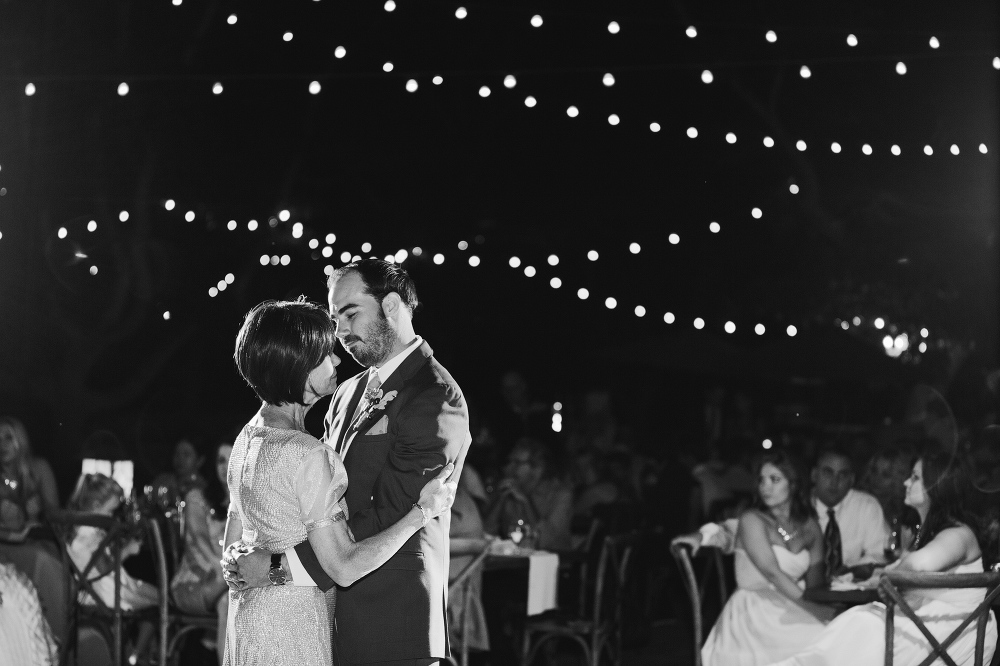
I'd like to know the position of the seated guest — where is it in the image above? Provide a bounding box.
[701,450,832,666]
[151,436,207,510]
[860,444,921,555]
[448,464,491,656]
[485,437,573,551]
[676,445,889,578]
[170,438,232,663]
[67,473,158,663]
[0,417,59,534]
[769,450,997,666]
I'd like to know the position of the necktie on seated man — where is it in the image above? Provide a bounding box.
[824,507,843,578]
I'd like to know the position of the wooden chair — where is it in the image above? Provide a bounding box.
[50,511,170,666]
[879,570,1000,666]
[520,531,642,666]
[445,543,492,666]
[669,542,731,666]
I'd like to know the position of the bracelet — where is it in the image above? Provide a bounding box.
[412,502,432,526]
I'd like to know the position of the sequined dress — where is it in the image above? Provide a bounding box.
[223,425,348,666]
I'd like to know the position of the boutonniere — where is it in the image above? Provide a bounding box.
[358,389,398,424]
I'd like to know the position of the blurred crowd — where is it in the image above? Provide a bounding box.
[1,360,999,665]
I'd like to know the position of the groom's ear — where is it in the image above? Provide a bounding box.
[381,292,401,319]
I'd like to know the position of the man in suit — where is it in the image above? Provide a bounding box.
[225,259,470,666]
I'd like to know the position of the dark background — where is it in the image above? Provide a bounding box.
[0,0,997,494]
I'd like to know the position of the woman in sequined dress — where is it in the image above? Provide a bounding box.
[222,299,456,666]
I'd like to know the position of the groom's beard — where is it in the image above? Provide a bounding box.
[342,313,395,368]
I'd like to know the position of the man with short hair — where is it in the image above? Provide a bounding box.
[675,446,889,577]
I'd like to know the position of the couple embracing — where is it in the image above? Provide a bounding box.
[222,258,471,666]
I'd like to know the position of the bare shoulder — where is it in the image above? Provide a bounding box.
[738,508,768,531]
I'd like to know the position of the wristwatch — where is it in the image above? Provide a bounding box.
[268,553,287,586]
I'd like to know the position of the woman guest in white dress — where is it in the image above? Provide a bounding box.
[702,450,833,666]
[769,450,997,666]
[222,299,457,666]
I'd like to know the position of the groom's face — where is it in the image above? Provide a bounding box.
[329,271,396,368]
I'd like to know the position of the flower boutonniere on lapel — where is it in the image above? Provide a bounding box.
[358,389,398,426]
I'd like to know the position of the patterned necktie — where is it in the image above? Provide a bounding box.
[824,507,843,578]
[350,371,383,430]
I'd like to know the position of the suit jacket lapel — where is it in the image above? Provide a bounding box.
[332,373,370,454]
[352,341,433,437]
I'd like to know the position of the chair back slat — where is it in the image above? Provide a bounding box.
[879,571,1000,666]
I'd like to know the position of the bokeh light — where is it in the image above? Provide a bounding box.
[786,325,797,337]
[567,106,579,118]
[504,75,517,89]
[530,15,543,27]
[509,256,521,267]
[455,7,467,19]
[603,73,615,87]
[525,96,537,107]
[524,266,536,277]
[668,234,679,244]
[577,288,589,299]
[724,321,736,333]
[587,250,599,261]
[629,242,640,254]
[693,318,705,329]
[709,222,721,233]
[755,324,765,335]
[605,297,617,309]
[550,277,562,288]
[479,86,490,97]
[701,70,713,84]
[468,256,480,267]
[607,21,620,34]
[664,312,675,324]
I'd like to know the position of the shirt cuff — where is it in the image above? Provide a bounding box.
[285,548,317,587]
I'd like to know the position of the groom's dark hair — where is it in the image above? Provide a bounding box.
[330,258,419,316]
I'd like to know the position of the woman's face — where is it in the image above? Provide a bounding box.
[758,462,792,508]
[216,444,233,485]
[903,459,929,511]
[172,439,202,477]
[0,426,18,465]
[303,353,341,403]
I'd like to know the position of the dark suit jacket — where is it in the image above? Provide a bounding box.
[294,341,470,665]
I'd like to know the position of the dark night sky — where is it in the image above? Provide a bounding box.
[0,0,997,483]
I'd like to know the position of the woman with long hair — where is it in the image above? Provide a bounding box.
[770,450,997,665]
[701,450,831,666]
[0,417,59,533]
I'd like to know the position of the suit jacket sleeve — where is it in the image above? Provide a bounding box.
[349,379,467,541]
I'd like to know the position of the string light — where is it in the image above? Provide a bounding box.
[763,136,774,148]
[209,287,218,297]
[587,250,598,261]
[796,140,807,151]
[384,0,395,11]
[800,66,811,79]
[383,62,394,73]
[547,254,559,266]
[248,219,258,230]
[280,255,290,266]
[58,227,67,239]
[334,46,346,58]
[709,222,720,233]
[929,36,940,49]
[530,15,543,28]
[433,254,444,264]
[701,70,713,84]
[924,145,933,156]
[321,246,333,257]
[950,144,960,155]
[896,62,907,75]
[650,123,661,132]
[981,144,989,154]
[119,211,129,222]
[259,255,269,266]
[755,324,765,335]
[227,14,237,25]
[668,234,679,244]
[862,144,873,155]
[724,321,736,333]
[469,255,480,267]
[685,26,697,38]
[395,249,408,263]
[164,199,175,210]
[631,305,645,317]
[24,83,36,96]
[118,83,129,96]
[309,81,321,94]
[694,318,705,329]
[846,34,858,47]
[602,73,615,87]
[765,30,777,43]
[664,312,675,324]
[433,76,443,85]
[406,79,418,92]
[525,96,537,107]
[891,145,901,156]
[457,240,468,250]
[283,32,293,42]
[455,7,467,19]
[608,114,620,125]
[577,288,589,299]
[325,233,336,244]
[726,132,737,144]
[921,328,929,338]
[789,184,799,194]
[607,21,620,34]
[762,439,773,450]
[629,242,640,254]
[550,277,562,288]
[605,297,617,309]
[831,142,841,153]
[185,211,195,222]
[163,311,171,320]
[751,207,762,219]
[509,256,521,267]
[566,106,579,117]
[212,82,223,94]
[786,325,797,337]
[874,317,885,329]
[504,75,517,89]
[524,266,536,277]
[687,127,698,138]
[87,220,97,232]
[90,266,99,275]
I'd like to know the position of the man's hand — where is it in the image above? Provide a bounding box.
[220,542,273,591]
[849,563,877,582]
[671,532,704,556]
[496,478,529,505]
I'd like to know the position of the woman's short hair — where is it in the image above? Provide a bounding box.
[234,299,337,406]
[750,449,815,524]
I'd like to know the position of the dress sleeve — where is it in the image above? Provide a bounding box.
[295,445,348,532]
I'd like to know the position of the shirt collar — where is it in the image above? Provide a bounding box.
[371,335,423,385]
[814,489,852,514]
